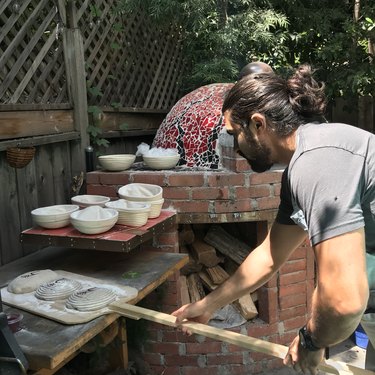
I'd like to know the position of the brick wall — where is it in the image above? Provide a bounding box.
[86,150,315,374]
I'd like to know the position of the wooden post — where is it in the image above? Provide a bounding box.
[58,0,90,176]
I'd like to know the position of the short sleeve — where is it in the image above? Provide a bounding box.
[275,168,296,225]
[289,148,365,246]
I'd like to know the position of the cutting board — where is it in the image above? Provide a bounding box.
[2,270,138,324]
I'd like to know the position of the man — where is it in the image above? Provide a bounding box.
[152,62,273,169]
[172,64,375,374]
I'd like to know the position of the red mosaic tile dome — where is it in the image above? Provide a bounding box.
[152,83,234,169]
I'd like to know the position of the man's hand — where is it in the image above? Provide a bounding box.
[171,300,213,335]
[283,334,325,374]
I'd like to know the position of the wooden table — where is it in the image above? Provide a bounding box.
[0,245,187,373]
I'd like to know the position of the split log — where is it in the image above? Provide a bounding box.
[179,254,202,276]
[199,270,258,320]
[186,273,206,303]
[205,265,229,285]
[179,275,191,305]
[204,225,251,265]
[190,238,222,267]
[179,224,195,246]
[232,295,258,320]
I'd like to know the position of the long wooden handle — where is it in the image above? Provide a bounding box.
[110,302,374,375]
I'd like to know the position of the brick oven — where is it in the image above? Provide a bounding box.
[86,135,315,374]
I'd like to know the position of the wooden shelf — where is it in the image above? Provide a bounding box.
[20,211,176,252]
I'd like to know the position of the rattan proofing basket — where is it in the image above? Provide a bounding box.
[6,147,36,168]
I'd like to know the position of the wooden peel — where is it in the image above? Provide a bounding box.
[109,302,374,375]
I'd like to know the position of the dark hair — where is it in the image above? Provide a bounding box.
[223,64,327,136]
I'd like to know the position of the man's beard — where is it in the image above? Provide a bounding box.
[238,137,273,173]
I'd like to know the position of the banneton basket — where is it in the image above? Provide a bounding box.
[118,183,163,202]
[105,200,151,227]
[148,198,164,218]
[6,146,36,168]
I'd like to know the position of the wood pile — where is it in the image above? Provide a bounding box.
[178,224,258,320]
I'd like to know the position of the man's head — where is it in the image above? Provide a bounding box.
[223,64,327,171]
[238,61,273,80]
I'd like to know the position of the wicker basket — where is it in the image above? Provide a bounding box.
[6,146,36,168]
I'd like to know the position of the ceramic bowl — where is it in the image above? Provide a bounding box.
[71,195,110,208]
[70,206,118,234]
[118,183,163,202]
[143,154,180,170]
[105,199,151,227]
[31,205,80,229]
[98,154,136,171]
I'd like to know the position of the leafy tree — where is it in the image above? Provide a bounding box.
[118,0,374,100]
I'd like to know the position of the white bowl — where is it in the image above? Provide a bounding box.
[70,206,118,234]
[105,199,151,227]
[98,154,136,171]
[143,154,180,170]
[71,195,110,208]
[118,183,163,202]
[31,205,79,229]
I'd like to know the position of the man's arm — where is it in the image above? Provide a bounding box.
[172,222,307,325]
[308,227,369,347]
[284,228,369,374]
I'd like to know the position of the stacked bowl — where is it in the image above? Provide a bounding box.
[118,183,164,218]
[71,195,110,208]
[105,199,151,227]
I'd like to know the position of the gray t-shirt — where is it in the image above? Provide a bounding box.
[276,122,375,255]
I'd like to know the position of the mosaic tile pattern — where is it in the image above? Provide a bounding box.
[152,83,234,169]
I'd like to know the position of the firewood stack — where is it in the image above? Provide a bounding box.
[178,224,258,320]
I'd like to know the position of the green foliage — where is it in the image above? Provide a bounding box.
[87,105,110,153]
[117,0,375,100]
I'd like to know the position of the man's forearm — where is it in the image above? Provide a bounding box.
[307,287,367,348]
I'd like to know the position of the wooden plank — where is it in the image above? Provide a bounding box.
[0,110,74,140]
[110,304,371,375]
[63,27,89,175]
[98,112,164,133]
[15,160,38,234]
[0,155,23,265]
[35,145,56,207]
[0,132,80,152]
[51,142,71,203]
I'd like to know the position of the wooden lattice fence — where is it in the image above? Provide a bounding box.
[0,0,185,266]
[0,0,184,111]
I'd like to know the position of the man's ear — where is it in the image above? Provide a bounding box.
[250,113,267,132]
